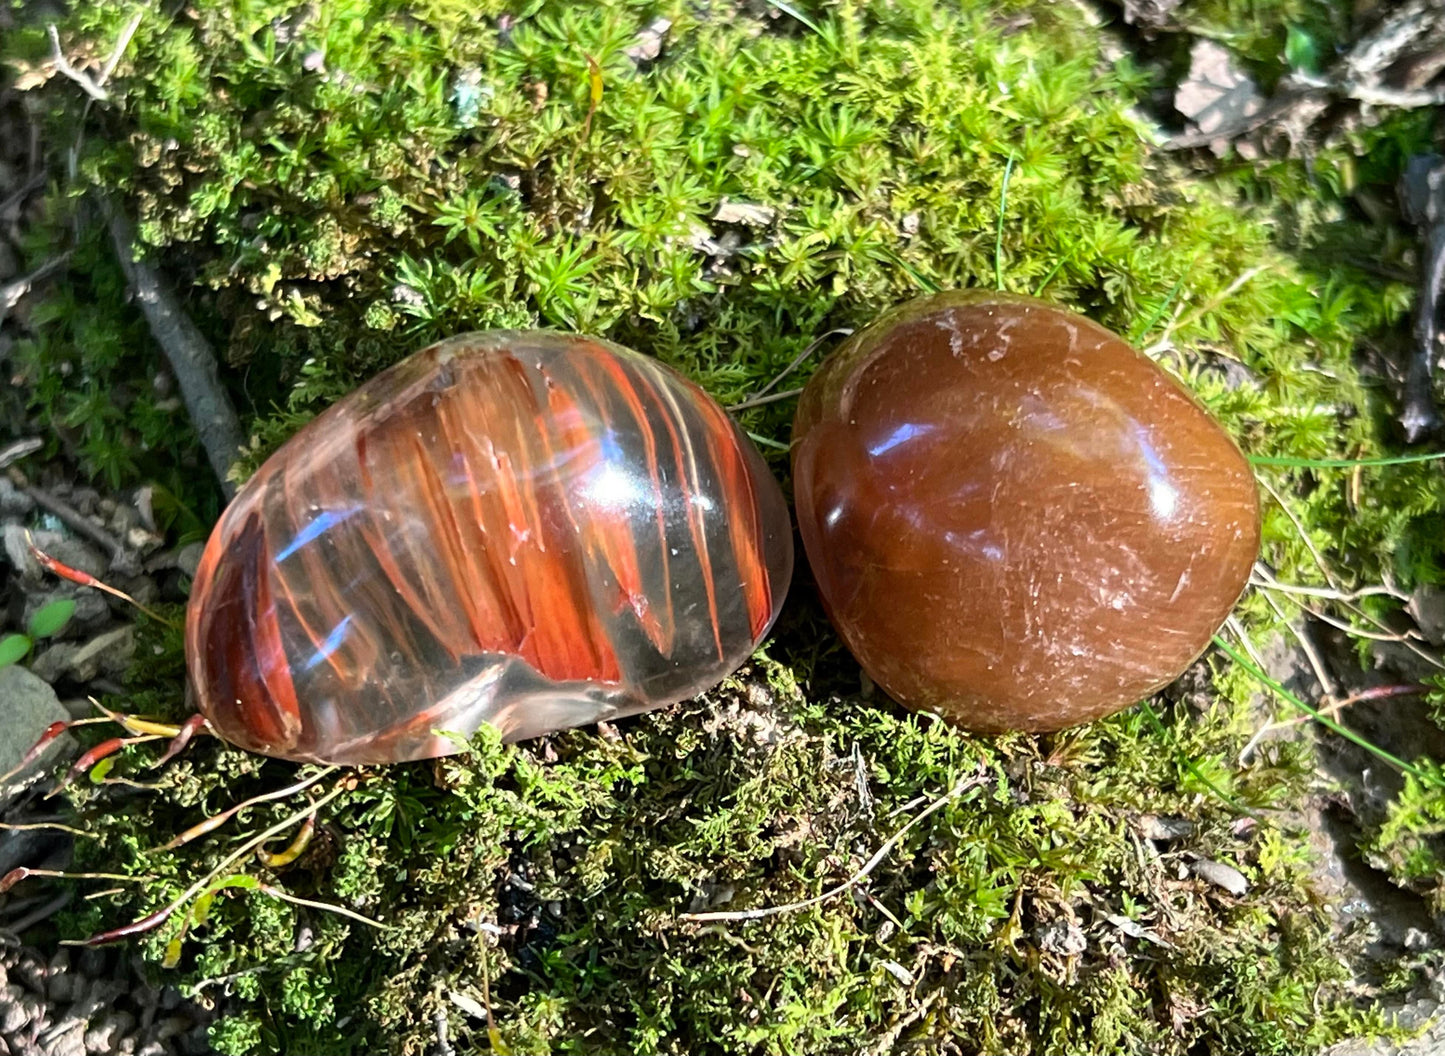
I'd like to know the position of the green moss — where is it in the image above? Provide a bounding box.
[6,0,1445,1052]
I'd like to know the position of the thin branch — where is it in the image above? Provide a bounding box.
[0,172,46,221]
[1144,265,1267,355]
[66,783,348,947]
[1294,604,1428,645]
[680,771,987,923]
[0,252,74,327]
[1243,684,1423,761]
[106,204,243,497]
[257,883,390,931]
[19,482,127,567]
[97,11,144,87]
[1255,476,1340,591]
[46,25,111,103]
[162,767,336,850]
[1250,566,1405,603]
[0,439,43,472]
[728,387,804,412]
[1262,592,1339,701]
[728,328,853,412]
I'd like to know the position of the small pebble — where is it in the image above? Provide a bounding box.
[0,479,34,518]
[0,986,28,1033]
[83,1010,134,1053]
[42,1024,83,1056]
[1191,857,1250,896]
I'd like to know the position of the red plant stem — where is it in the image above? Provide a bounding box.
[27,536,180,630]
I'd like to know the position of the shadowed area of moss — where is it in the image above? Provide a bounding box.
[4,0,1445,1052]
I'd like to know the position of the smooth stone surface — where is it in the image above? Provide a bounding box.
[792,291,1260,732]
[0,665,72,783]
[189,331,793,764]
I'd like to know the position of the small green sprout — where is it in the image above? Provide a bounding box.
[0,598,77,670]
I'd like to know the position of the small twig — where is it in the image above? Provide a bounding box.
[256,883,390,931]
[0,439,43,472]
[0,820,93,838]
[1255,476,1340,590]
[0,252,74,327]
[46,25,111,103]
[96,11,143,88]
[729,387,803,412]
[995,154,1015,291]
[1338,82,1445,108]
[67,782,349,947]
[0,172,46,222]
[19,482,127,566]
[1144,265,1267,356]
[1399,155,1445,442]
[727,328,853,412]
[1244,684,1423,760]
[1224,614,1271,676]
[106,204,243,497]
[680,770,987,923]
[162,767,336,850]
[1250,566,1406,603]
[1262,593,1339,701]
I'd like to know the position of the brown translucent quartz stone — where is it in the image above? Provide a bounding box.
[792,291,1259,732]
[187,332,792,764]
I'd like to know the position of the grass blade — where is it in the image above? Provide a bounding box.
[1248,452,1445,469]
[1212,635,1424,779]
[994,154,1015,291]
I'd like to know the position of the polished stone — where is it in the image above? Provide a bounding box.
[188,332,793,763]
[792,291,1259,732]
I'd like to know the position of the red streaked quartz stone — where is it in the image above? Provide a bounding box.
[187,332,793,764]
[791,291,1260,733]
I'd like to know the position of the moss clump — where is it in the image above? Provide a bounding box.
[5,0,1444,1052]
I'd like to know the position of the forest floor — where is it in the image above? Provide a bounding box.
[3,2,1445,1054]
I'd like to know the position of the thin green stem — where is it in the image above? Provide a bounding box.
[994,154,1015,292]
[764,0,822,35]
[1138,701,1258,817]
[1248,452,1445,469]
[1212,635,1424,779]
[747,431,790,452]
[1131,275,1186,345]
[1031,251,1072,298]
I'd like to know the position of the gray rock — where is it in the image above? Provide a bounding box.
[1190,857,1250,896]
[0,985,29,1033]
[1174,40,1264,156]
[42,1025,83,1056]
[0,479,33,519]
[64,627,134,683]
[175,543,205,581]
[20,589,108,639]
[26,643,77,685]
[0,665,71,780]
[1408,586,1445,646]
[83,1011,133,1053]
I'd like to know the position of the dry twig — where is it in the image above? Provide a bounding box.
[45,25,110,103]
[106,206,243,497]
